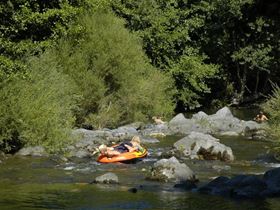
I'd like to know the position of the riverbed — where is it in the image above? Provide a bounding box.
[1,108,280,209]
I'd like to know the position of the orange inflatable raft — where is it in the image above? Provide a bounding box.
[97,146,148,163]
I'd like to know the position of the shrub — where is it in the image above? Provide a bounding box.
[0,54,77,153]
[50,11,175,128]
[263,85,280,155]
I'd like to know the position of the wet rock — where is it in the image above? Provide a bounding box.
[173,132,234,162]
[16,146,48,156]
[231,175,267,199]
[198,175,267,198]
[198,173,272,199]
[262,167,280,197]
[147,156,196,183]
[92,172,119,184]
[198,176,231,196]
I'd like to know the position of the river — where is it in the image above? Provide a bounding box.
[0,108,280,210]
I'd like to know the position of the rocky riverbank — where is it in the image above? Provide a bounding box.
[11,106,279,199]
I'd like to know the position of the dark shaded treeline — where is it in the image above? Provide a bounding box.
[112,0,280,111]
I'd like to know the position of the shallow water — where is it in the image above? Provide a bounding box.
[1,109,280,210]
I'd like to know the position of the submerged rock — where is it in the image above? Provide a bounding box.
[262,167,280,197]
[197,167,280,199]
[198,175,267,198]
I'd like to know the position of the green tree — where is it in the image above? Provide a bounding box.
[199,0,279,103]
[112,0,220,110]
[0,0,94,78]
[49,10,175,128]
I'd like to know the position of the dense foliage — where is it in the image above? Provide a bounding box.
[263,86,280,145]
[49,11,175,128]
[1,0,280,153]
[112,0,280,109]
[0,0,94,77]
[112,0,221,110]
[0,55,77,153]
[0,1,174,152]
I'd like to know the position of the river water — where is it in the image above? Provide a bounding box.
[1,108,280,210]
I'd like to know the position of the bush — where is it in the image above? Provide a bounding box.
[50,11,175,128]
[0,54,77,153]
[170,54,219,110]
[263,85,280,155]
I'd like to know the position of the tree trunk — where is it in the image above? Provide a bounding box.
[254,70,260,95]
[239,64,248,101]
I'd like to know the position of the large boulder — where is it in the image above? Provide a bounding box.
[168,114,208,135]
[262,167,280,197]
[191,107,263,136]
[198,175,267,198]
[147,156,196,183]
[214,107,233,118]
[169,113,189,125]
[173,132,234,161]
[165,107,264,137]
[197,168,280,199]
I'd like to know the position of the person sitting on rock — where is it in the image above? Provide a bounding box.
[254,111,268,123]
[152,116,166,124]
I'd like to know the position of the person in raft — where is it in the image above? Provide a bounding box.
[98,136,144,157]
[254,111,268,123]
